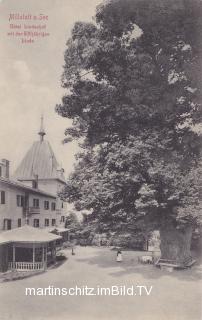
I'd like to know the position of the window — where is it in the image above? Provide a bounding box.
[52,219,56,226]
[61,216,65,223]
[18,218,21,227]
[3,219,11,230]
[44,201,49,210]
[51,202,56,211]
[17,195,24,207]
[33,219,39,228]
[45,219,49,227]
[0,191,5,204]
[0,166,2,177]
[61,202,63,209]
[33,198,39,208]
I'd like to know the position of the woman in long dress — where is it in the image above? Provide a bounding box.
[116,250,123,262]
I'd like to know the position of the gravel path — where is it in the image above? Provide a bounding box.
[0,246,201,320]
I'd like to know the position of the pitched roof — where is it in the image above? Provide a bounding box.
[0,177,56,199]
[13,140,65,183]
[48,227,70,233]
[0,234,10,244]
[1,225,61,243]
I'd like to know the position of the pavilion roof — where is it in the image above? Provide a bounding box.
[0,234,10,244]
[1,225,61,244]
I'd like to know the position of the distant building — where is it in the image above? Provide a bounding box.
[0,117,67,231]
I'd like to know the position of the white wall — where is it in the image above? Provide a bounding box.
[0,183,25,229]
[0,180,66,230]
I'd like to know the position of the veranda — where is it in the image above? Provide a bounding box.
[0,225,61,272]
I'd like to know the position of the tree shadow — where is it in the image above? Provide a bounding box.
[75,247,202,281]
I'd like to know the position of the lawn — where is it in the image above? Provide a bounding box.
[0,246,201,320]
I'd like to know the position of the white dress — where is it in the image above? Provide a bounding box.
[116,253,123,262]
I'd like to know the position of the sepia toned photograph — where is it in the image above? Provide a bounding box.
[0,1,201,319]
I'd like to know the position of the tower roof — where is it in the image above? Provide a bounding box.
[38,115,46,142]
[13,119,65,183]
[13,140,65,182]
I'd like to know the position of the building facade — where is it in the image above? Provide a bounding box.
[0,118,67,231]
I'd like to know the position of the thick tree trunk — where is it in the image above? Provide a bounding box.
[160,223,193,264]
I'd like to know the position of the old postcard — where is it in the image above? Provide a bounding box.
[0,1,201,319]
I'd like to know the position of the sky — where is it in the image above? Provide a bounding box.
[0,0,101,177]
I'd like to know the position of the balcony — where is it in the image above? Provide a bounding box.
[23,207,40,215]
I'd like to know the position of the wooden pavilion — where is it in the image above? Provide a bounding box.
[0,225,61,272]
[0,235,10,272]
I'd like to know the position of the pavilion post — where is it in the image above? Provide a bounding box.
[33,243,35,268]
[42,245,45,269]
[13,245,15,263]
[44,245,47,270]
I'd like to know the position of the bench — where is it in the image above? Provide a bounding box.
[155,258,181,271]
[180,257,196,269]
[155,257,196,270]
[185,260,196,267]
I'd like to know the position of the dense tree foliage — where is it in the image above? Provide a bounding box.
[57,0,202,263]
[65,211,80,234]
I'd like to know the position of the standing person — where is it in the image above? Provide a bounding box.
[116,250,122,262]
[71,247,75,255]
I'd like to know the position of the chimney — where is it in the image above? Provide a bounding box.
[32,174,38,189]
[1,159,10,179]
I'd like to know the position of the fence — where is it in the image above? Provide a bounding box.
[8,262,44,271]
